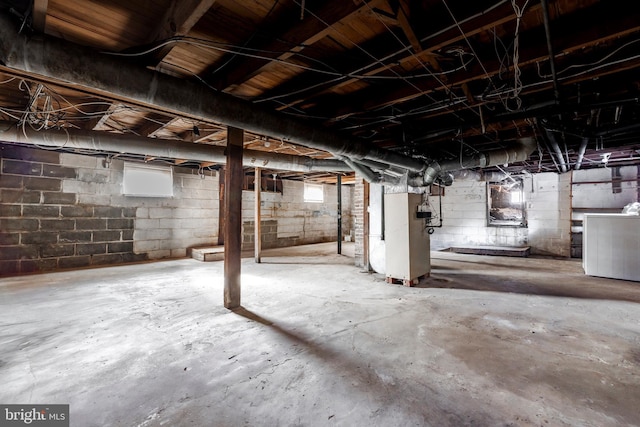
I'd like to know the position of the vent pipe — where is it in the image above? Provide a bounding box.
[408,137,536,186]
[0,13,424,174]
[0,123,352,173]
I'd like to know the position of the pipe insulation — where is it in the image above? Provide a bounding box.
[408,137,536,186]
[0,123,352,173]
[0,13,425,174]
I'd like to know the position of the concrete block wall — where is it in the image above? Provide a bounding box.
[241,179,353,251]
[0,144,218,275]
[526,172,571,257]
[572,166,638,211]
[427,172,571,257]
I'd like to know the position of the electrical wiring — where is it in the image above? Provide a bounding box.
[212,0,281,75]
[510,0,531,110]
[361,1,468,106]
[290,0,493,139]
[492,27,512,81]
[440,0,515,115]
[0,76,17,85]
[536,38,640,79]
[255,53,476,104]
[105,35,477,83]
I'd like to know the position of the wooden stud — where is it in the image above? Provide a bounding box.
[254,167,262,263]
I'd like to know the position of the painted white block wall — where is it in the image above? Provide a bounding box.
[572,166,638,212]
[428,172,571,257]
[241,179,353,248]
[61,155,219,260]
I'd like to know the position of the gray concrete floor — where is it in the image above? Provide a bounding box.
[1,242,639,427]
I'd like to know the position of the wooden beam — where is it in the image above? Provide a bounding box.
[146,0,217,66]
[395,0,421,53]
[137,117,177,137]
[337,173,342,255]
[224,126,243,309]
[322,3,640,121]
[209,0,377,91]
[32,0,48,33]
[86,103,120,131]
[254,167,262,263]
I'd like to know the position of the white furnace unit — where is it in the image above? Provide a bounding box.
[384,192,431,286]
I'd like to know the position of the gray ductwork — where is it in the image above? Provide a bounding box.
[408,137,536,186]
[574,137,589,170]
[543,129,569,173]
[0,13,424,174]
[0,123,352,173]
[342,158,382,184]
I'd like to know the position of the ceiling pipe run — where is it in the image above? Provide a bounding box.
[0,13,425,174]
[342,158,382,184]
[540,0,561,103]
[574,137,589,170]
[408,137,536,186]
[0,123,352,173]
[542,128,569,173]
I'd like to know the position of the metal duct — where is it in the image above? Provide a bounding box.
[408,137,536,186]
[543,129,569,173]
[574,137,589,170]
[0,13,424,174]
[0,123,352,173]
[342,158,383,184]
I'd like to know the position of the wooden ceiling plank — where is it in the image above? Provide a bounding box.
[321,5,640,121]
[147,0,217,65]
[266,1,539,111]
[208,0,384,91]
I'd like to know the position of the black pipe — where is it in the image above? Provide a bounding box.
[543,128,568,173]
[541,0,561,103]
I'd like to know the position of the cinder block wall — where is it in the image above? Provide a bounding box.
[241,179,353,251]
[427,172,572,257]
[0,144,218,275]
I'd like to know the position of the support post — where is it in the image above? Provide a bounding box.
[363,180,371,271]
[218,168,225,246]
[337,174,342,255]
[255,167,262,263]
[224,126,243,309]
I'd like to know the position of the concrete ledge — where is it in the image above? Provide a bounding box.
[448,245,531,257]
[191,246,224,262]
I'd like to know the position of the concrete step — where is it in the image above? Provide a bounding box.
[191,246,224,262]
[448,245,531,257]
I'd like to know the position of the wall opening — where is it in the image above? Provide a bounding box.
[304,183,324,203]
[487,179,526,227]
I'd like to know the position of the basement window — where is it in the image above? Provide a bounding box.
[487,179,526,227]
[123,162,173,197]
[304,183,324,203]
